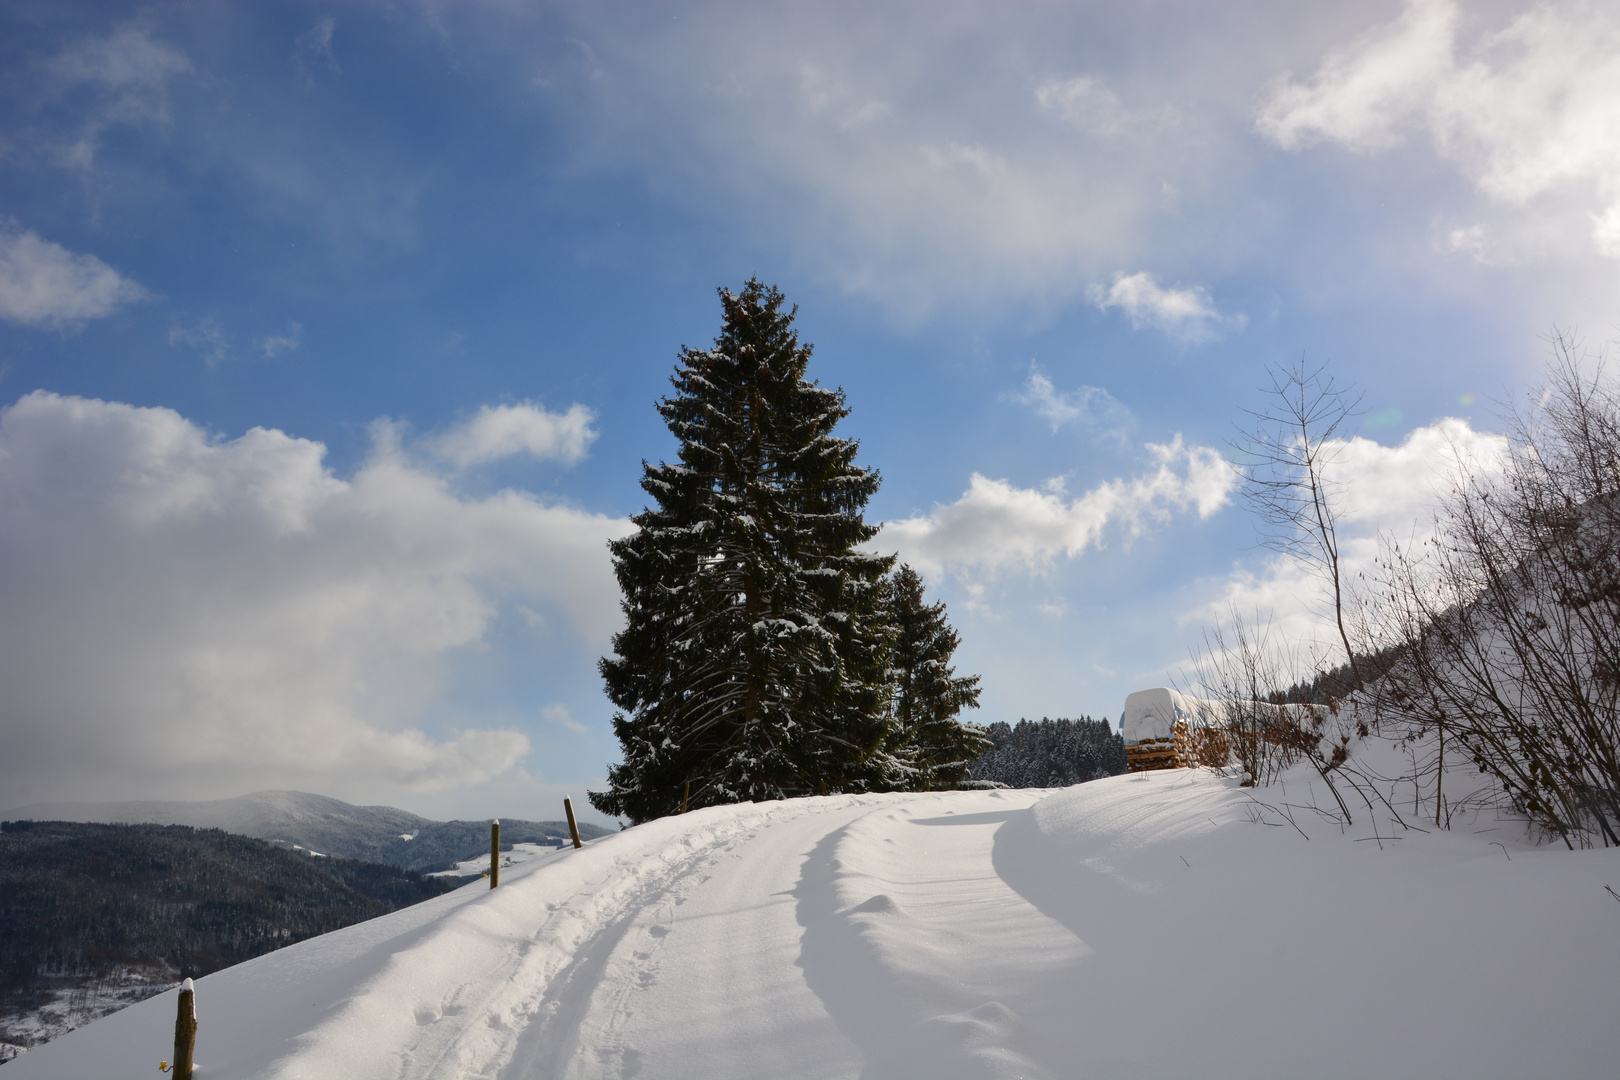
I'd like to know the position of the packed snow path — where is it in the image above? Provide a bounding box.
[10,776,1620,1079]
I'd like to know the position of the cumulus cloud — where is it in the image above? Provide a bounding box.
[0,222,149,329]
[1009,365,1133,439]
[882,436,1233,578]
[1258,0,1620,259]
[0,391,630,807]
[431,401,598,468]
[1202,415,1510,649]
[1326,416,1506,526]
[1089,271,1244,342]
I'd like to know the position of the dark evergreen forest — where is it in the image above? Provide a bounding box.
[0,821,459,1015]
[966,717,1127,788]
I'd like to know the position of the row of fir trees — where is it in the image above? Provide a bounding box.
[590,280,987,824]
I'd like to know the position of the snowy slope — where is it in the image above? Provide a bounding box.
[7,777,1618,1079]
[2,791,431,860]
[2,790,604,871]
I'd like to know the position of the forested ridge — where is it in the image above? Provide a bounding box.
[967,717,1126,788]
[0,821,458,1016]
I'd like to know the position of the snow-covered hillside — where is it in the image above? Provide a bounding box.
[1,790,606,871]
[7,772,1618,1079]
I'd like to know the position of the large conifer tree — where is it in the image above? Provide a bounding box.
[882,563,988,790]
[591,280,896,823]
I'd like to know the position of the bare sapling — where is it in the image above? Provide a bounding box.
[1187,607,1295,787]
[1236,358,1367,697]
[1210,359,1374,820]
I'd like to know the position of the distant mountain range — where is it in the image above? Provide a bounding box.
[2,790,611,874]
[0,819,463,1062]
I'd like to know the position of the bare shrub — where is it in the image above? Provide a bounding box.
[1185,606,1361,822]
[1371,336,1620,847]
[1186,608,1300,787]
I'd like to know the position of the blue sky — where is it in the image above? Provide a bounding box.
[3,0,1618,823]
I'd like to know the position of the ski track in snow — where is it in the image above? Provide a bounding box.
[548,789,1072,1080]
[9,775,1620,1079]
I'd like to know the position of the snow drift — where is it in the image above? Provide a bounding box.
[7,771,1618,1079]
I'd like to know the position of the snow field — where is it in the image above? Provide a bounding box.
[428,841,562,879]
[8,771,1619,1079]
[994,767,1620,1077]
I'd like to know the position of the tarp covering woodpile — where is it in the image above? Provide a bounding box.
[1120,688,1215,771]
[1120,688,1329,772]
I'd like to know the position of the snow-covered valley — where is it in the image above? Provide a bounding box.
[7,771,1618,1079]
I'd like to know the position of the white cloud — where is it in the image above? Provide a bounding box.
[0,223,149,329]
[0,391,630,806]
[1009,365,1133,439]
[1258,0,1620,259]
[169,316,229,366]
[1256,0,1455,155]
[882,436,1233,579]
[1593,202,1620,260]
[45,21,192,170]
[1201,415,1510,652]
[1034,76,1130,136]
[798,63,892,129]
[48,21,192,100]
[1444,222,1495,264]
[1089,271,1244,342]
[295,17,341,83]
[260,322,302,358]
[28,19,417,253]
[541,703,588,735]
[431,401,598,468]
[1326,416,1506,527]
[514,7,1252,322]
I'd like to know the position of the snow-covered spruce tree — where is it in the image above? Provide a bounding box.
[881,564,988,790]
[590,280,896,824]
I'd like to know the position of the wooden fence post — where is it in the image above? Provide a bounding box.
[564,798,582,849]
[681,781,689,814]
[171,977,196,1080]
[489,820,500,888]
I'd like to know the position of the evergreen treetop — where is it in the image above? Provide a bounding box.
[883,563,988,790]
[592,279,896,823]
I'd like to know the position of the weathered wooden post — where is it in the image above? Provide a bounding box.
[490,820,500,889]
[681,780,689,813]
[171,977,197,1080]
[563,798,582,849]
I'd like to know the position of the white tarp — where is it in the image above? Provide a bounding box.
[1119,687,1218,745]
[1121,686,1328,746]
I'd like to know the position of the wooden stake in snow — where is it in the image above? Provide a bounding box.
[490,820,500,889]
[171,977,196,1080]
[564,798,582,848]
[681,780,690,814]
